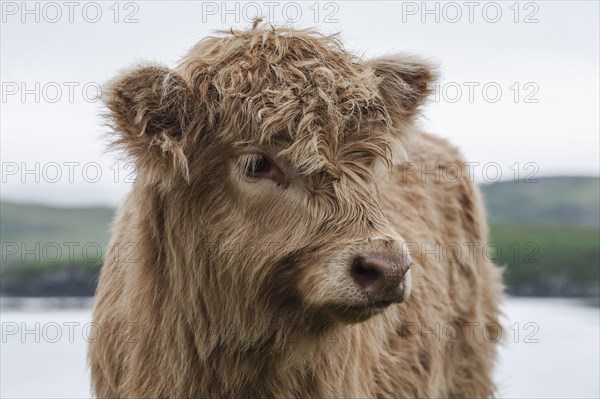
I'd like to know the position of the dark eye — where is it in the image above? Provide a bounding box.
[245,154,271,176]
[238,153,285,184]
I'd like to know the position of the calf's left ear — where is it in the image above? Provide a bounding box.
[104,65,197,185]
[365,55,438,124]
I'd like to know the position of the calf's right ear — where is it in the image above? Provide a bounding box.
[104,65,197,185]
[364,55,438,127]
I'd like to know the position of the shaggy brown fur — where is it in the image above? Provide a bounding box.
[90,22,503,398]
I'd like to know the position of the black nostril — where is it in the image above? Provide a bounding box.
[351,256,382,290]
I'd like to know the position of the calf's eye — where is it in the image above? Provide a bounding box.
[239,153,285,185]
[246,154,271,176]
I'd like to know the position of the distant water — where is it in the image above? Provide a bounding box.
[1,298,93,398]
[1,298,598,398]
[496,298,600,399]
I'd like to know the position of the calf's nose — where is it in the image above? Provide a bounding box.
[350,253,411,297]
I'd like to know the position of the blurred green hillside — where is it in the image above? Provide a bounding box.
[1,202,113,249]
[0,202,113,296]
[480,176,599,296]
[1,176,599,296]
[481,176,600,227]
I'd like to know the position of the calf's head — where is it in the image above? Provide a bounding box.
[105,26,435,339]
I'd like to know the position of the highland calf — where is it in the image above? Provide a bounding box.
[90,23,504,398]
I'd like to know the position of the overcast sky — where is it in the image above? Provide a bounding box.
[1,1,598,206]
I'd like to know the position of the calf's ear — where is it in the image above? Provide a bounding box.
[365,55,438,125]
[104,65,197,185]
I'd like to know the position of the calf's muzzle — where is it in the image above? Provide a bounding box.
[350,252,412,301]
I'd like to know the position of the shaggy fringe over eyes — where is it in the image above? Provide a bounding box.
[104,21,436,189]
[177,22,399,177]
